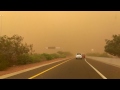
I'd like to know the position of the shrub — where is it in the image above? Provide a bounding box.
[57,51,73,57]
[41,53,54,60]
[50,53,60,59]
[17,54,33,65]
[0,34,35,66]
[29,54,46,63]
[104,34,120,57]
[0,55,10,70]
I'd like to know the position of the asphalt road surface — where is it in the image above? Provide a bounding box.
[5,58,120,79]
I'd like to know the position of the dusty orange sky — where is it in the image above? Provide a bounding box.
[0,11,120,54]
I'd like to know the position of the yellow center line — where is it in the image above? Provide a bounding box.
[28,59,71,79]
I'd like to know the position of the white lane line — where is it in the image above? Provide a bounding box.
[85,59,107,79]
[86,57,120,69]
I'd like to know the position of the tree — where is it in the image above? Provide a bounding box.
[0,34,35,65]
[104,34,120,57]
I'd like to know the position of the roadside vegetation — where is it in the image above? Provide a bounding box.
[0,35,73,71]
[86,52,112,58]
[87,34,120,58]
[104,34,120,58]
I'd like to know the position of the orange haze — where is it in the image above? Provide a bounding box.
[0,11,120,54]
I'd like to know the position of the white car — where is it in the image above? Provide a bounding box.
[76,53,82,59]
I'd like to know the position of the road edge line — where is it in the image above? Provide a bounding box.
[87,57,120,69]
[85,59,107,79]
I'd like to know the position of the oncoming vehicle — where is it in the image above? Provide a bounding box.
[76,53,82,59]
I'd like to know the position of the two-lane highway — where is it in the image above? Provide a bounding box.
[3,57,120,79]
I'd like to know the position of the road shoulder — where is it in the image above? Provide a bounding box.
[0,57,73,77]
